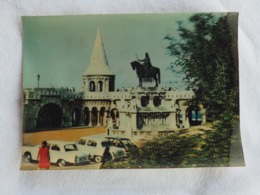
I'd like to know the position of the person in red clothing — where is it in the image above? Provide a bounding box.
[37,141,50,170]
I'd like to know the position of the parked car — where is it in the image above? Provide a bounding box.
[22,140,90,167]
[76,135,127,163]
[105,136,138,153]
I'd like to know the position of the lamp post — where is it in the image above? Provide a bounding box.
[37,74,40,88]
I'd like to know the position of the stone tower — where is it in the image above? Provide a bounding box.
[82,28,115,94]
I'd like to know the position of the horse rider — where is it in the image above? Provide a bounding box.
[136,52,152,76]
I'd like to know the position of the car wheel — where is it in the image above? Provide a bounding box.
[57,159,66,167]
[94,156,102,163]
[24,152,32,163]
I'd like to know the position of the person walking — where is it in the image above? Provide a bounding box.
[100,146,112,169]
[37,141,50,170]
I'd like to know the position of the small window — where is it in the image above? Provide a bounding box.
[141,96,149,107]
[64,144,77,152]
[89,81,95,92]
[51,145,60,151]
[87,140,97,147]
[78,139,86,145]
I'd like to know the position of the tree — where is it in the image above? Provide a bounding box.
[165,13,239,122]
[165,14,240,165]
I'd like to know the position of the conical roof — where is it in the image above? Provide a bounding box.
[83,28,114,76]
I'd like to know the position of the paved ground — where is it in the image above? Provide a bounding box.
[20,160,102,170]
[23,127,107,145]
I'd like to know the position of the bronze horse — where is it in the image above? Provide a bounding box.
[131,61,160,87]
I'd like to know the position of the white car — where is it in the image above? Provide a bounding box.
[76,134,127,163]
[22,140,90,167]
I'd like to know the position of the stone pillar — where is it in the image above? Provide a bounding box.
[89,110,92,126]
[119,112,125,129]
[201,110,207,125]
[105,79,108,92]
[131,112,137,131]
[97,110,100,126]
[182,110,186,127]
[148,96,153,107]
[103,111,107,126]
[80,109,85,126]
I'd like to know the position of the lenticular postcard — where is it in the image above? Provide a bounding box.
[20,13,244,170]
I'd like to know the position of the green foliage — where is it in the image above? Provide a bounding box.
[165,13,239,122]
[102,129,233,169]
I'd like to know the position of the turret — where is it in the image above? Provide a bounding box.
[82,28,115,94]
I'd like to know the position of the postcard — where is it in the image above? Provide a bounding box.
[21,13,244,170]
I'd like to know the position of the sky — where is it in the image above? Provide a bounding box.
[22,13,207,91]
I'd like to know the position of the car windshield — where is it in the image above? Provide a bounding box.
[64,144,78,152]
[78,139,86,145]
[101,141,112,148]
[121,139,134,146]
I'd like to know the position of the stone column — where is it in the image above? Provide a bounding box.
[148,96,153,107]
[105,79,108,92]
[103,111,107,126]
[119,112,125,130]
[182,110,186,127]
[131,112,137,131]
[201,110,207,125]
[80,109,85,126]
[89,110,92,126]
[97,110,100,126]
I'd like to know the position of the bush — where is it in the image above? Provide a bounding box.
[102,127,234,169]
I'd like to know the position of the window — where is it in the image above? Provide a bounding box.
[51,145,60,151]
[89,81,95,91]
[153,96,162,107]
[78,139,86,145]
[64,144,77,152]
[141,96,149,107]
[98,81,103,92]
[87,140,97,147]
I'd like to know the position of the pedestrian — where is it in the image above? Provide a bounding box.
[37,141,50,170]
[100,146,112,169]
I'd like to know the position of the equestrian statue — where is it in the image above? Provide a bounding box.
[131,52,160,87]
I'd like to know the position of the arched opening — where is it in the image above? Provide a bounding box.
[72,108,81,127]
[89,81,95,92]
[100,107,106,126]
[110,108,119,129]
[141,96,149,107]
[98,81,103,92]
[186,106,202,126]
[37,103,62,129]
[91,107,98,126]
[153,96,162,107]
[84,107,90,126]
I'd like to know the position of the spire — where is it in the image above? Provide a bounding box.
[84,28,113,75]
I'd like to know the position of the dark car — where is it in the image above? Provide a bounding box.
[105,136,138,154]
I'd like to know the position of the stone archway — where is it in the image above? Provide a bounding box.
[186,105,202,126]
[37,103,62,129]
